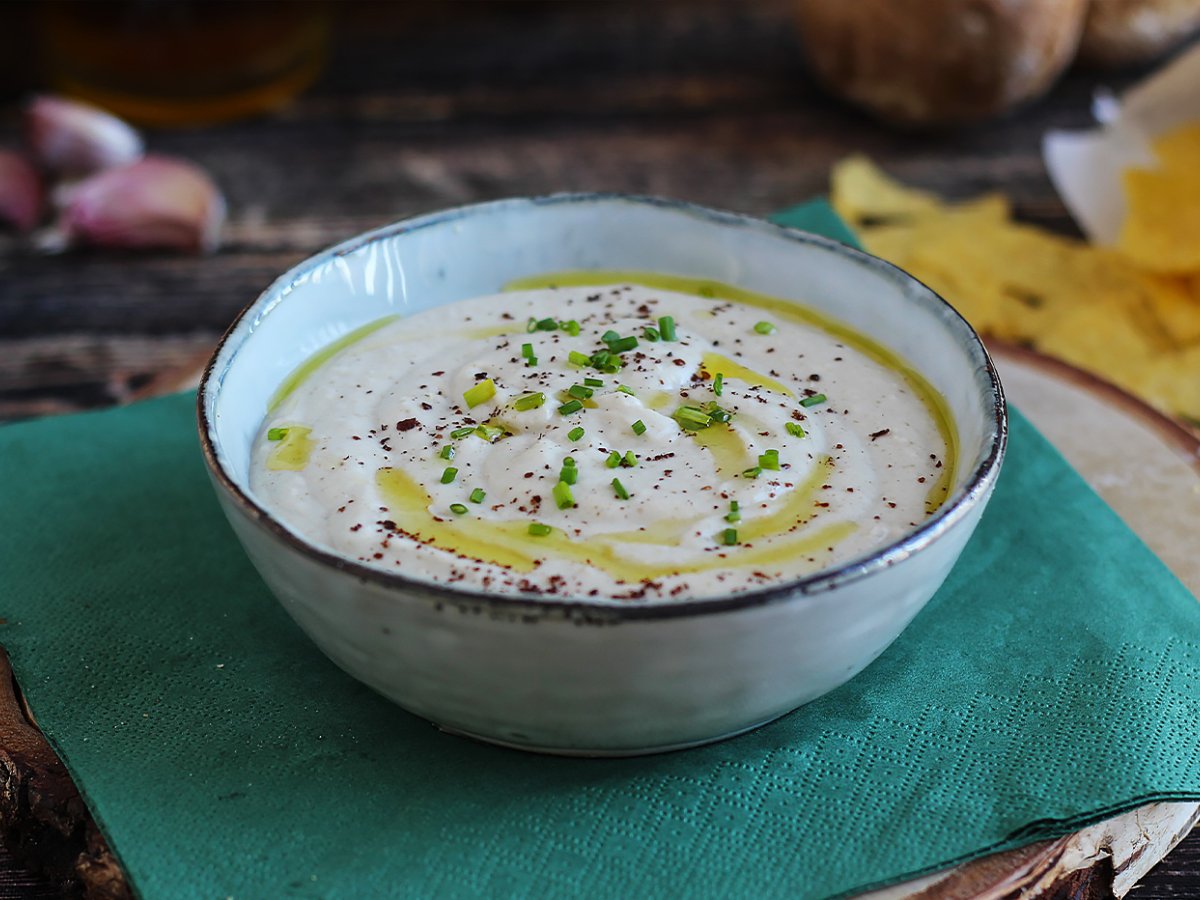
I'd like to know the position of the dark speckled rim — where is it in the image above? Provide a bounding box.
[197,193,1007,622]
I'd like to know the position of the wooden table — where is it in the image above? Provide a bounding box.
[1,2,1196,896]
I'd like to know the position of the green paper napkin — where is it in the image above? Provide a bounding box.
[2,206,1199,900]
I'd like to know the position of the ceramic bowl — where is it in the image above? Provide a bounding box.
[198,194,1007,756]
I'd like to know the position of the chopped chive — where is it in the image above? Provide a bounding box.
[589,349,612,368]
[800,393,827,408]
[552,480,575,509]
[725,501,741,523]
[607,335,639,354]
[612,477,630,500]
[673,405,712,430]
[658,315,676,341]
[449,503,468,515]
[568,350,592,367]
[469,488,486,503]
[723,527,739,546]
[567,426,585,442]
[713,373,724,396]
[786,422,807,438]
[759,449,780,471]
[463,378,496,409]
[473,424,505,442]
[528,522,552,537]
[525,357,538,368]
[536,317,557,331]
[605,451,621,468]
[741,466,762,478]
[560,465,578,485]
[643,326,660,342]
[563,456,576,467]
[521,342,535,359]
[584,377,604,387]
[526,317,538,333]
[753,320,777,335]
[568,384,593,400]
[440,467,458,484]
[705,402,732,424]
[561,319,581,336]
[601,329,620,344]
[622,450,637,467]
[632,419,647,436]
[439,445,455,460]
[267,427,289,441]
[450,425,475,439]
[558,399,584,416]
[513,391,546,411]
[616,384,636,396]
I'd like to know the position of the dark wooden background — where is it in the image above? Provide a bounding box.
[0,1,1196,896]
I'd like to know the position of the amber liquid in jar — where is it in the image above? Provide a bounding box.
[38,0,330,127]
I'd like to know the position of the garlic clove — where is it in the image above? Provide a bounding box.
[0,149,44,232]
[58,155,226,253]
[25,95,144,175]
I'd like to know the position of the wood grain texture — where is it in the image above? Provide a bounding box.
[1,1,1197,897]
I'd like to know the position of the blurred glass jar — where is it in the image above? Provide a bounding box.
[37,0,330,127]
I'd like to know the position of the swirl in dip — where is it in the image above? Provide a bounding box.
[250,273,955,601]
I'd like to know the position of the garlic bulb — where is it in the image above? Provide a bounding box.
[57,156,225,253]
[0,150,44,232]
[25,95,144,175]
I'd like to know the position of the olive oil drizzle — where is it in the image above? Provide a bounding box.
[506,270,958,514]
[266,426,316,471]
[267,315,400,412]
[376,465,858,582]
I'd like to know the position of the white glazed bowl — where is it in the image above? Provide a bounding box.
[199,194,1006,756]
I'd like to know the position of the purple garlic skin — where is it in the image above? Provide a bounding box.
[59,155,226,253]
[0,150,44,232]
[25,95,144,176]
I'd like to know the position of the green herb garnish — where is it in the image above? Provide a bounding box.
[606,335,638,354]
[449,503,468,515]
[267,427,288,441]
[552,480,575,509]
[450,426,475,439]
[535,317,557,331]
[673,405,712,430]
[558,399,584,416]
[759,449,780,471]
[473,424,505,443]
[605,451,621,468]
[463,379,496,409]
[723,527,739,546]
[528,522,552,537]
[631,419,646,436]
[612,477,630,500]
[561,319,581,336]
[584,377,604,387]
[469,488,486,504]
[741,466,762,479]
[800,393,827,408]
[643,326,660,342]
[622,451,637,468]
[658,315,676,341]
[439,445,455,460]
[786,422,806,438]
[568,350,592,367]
[725,501,740,523]
[567,384,593,400]
[753,320,777,335]
[712,373,724,396]
[567,426,585,442]
[513,392,546,412]
[440,467,458,484]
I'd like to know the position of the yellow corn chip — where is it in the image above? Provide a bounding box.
[1151,122,1200,172]
[831,155,942,226]
[1117,167,1200,273]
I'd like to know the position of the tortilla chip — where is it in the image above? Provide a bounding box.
[840,154,1200,425]
[831,155,942,226]
[1151,122,1200,173]
[1116,167,1200,273]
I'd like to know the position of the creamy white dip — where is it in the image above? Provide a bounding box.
[251,278,953,601]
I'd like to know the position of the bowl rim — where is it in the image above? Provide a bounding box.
[197,192,1008,622]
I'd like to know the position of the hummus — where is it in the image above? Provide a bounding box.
[250,273,955,601]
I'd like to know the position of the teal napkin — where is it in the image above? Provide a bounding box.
[2,205,1198,900]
